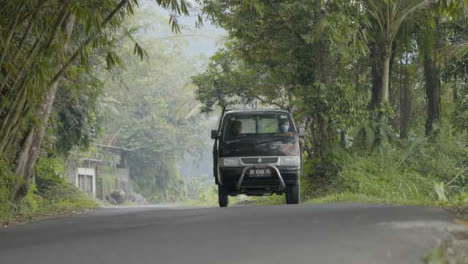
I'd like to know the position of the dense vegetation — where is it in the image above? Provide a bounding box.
[0,0,195,220]
[193,0,467,205]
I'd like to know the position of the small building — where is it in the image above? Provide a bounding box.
[67,144,132,199]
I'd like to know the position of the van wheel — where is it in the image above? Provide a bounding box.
[218,185,229,207]
[285,184,300,204]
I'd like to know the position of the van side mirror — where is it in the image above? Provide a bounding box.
[211,129,218,139]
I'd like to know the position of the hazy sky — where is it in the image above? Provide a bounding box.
[141,0,226,57]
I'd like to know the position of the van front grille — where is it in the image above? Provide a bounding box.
[241,157,278,164]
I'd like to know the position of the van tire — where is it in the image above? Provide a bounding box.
[285,184,300,204]
[218,185,229,207]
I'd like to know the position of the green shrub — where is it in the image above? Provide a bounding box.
[336,146,435,200]
[35,156,66,195]
[1,156,97,223]
[15,184,43,218]
[303,126,467,203]
[7,181,98,222]
[302,148,346,198]
[0,159,16,219]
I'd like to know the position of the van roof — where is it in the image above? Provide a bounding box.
[225,109,291,114]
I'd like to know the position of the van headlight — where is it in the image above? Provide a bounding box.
[219,157,241,167]
[279,156,300,166]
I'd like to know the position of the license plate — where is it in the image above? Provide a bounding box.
[249,168,271,177]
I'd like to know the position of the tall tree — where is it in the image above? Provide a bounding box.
[418,0,466,135]
[364,0,430,108]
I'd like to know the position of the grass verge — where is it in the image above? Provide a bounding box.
[304,192,466,208]
[1,183,98,227]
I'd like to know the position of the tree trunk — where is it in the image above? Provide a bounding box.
[422,18,442,136]
[389,42,399,130]
[340,129,346,148]
[369,44,382,109]
[388,42,397,103]
[12,11,76,201]
[400,53,411,139]
[380,51,391,105]
[423,55,441,135]
[13,81,59,200]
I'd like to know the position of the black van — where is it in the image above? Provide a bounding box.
[211,110,302,207]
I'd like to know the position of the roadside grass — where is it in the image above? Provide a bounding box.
[177,185,466,210]
[221,191,467,210]
[424,248,447,264]
[1,182,97,226]
[304,192,467,211]
[423,229,468,264]
[1,156,98,226]
[295,127,467,212]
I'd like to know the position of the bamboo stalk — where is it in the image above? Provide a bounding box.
[0,80,28,156]
[13,10,37,62]
[0,35,42,105]
[16,0,51,29]
[0,11,21,73]
[48,0,130,86]
[44,1,71,51]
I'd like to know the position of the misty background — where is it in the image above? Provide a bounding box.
[93,0,225,203]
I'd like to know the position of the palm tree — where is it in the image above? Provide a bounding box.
[365,0,430,107]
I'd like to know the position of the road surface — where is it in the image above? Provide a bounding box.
[0,203,461,264]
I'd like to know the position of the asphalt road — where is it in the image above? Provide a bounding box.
[0,203,461,264]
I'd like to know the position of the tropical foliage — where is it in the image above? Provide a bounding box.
[0,0,193,218]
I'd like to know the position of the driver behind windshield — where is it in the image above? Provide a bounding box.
[279,120,292,136]
[230,120,243,137]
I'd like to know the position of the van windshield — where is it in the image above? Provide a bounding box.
[224,113,295,140]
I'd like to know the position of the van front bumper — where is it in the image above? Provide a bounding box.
[219,166,300,192]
